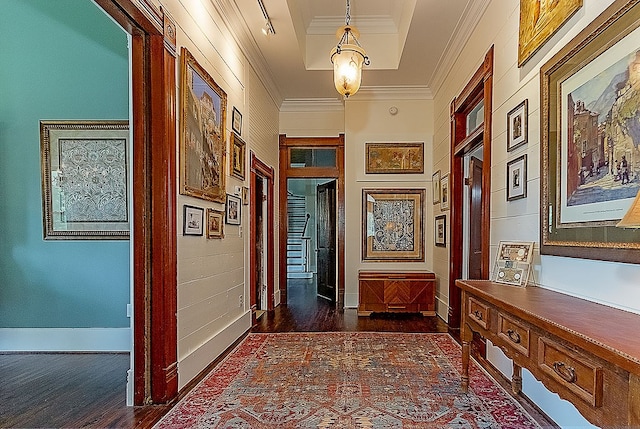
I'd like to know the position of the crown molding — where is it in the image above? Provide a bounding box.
[280,98,345,112]
[429,0,491,98]
[351,86,433,101]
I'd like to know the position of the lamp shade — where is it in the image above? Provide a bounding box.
[617,189,640,228]
[330,43,366,98]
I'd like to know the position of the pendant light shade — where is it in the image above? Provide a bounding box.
[330,1,369,98]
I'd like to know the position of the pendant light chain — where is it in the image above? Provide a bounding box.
[345,0,351,25]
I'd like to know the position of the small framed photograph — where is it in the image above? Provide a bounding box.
[435,214,446,247]
[507,155,527,201]
[242,186,249,205]
[440,174,450,211]
[232,106,242,136]
[206,208,224,239]
[183,205,204,236]
[230,132,246,180]
[226,193,241,225]
[507,100,528,152]
[432,170,441,204]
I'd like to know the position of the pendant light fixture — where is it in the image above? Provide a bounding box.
[330,0,370,98]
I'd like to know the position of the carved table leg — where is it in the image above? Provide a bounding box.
[512,363,522,395]
[461,322,473,393]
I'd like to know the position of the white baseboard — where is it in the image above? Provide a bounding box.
[177,311,251,390]
[436,296,449,322]
[0,328,131,352]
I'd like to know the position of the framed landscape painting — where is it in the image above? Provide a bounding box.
[179,47,227,203]
[540,0,640,263]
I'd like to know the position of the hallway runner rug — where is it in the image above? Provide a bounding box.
[155,333,541,428]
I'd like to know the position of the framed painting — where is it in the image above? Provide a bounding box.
[518,0,582,67]
[507,155,527,201]
[226,193,241,225]
[540,0,640,263]
[230,132,246,180]
[232,106,242,136]
[362,188,425,261]
[435,214,446,247]
[440,174,450,211]
[40,120,130,240]
[432,170,441,204]
[183,205,204,236]
[365,142,424,174]
[207,208,224,239]
[507,100,528,152]
[179,47,227,203]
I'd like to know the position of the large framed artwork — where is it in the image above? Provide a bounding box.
[518,0,583,67]
[40,120,130,240]
[179,47,227,203]
[540,0,640,263]
[362,188,425,261]
[365,142,424,174]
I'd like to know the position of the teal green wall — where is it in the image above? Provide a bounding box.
[0,0,130,328]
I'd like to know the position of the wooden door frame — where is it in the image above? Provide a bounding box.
[448,46,493,336]
[249,151,275,324]
[94,0,177,405]
[278,134,345,306]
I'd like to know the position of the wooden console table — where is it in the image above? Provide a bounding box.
[358,271,435,316]
[457,279,640,427]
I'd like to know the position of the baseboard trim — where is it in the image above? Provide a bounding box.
[0,327,131,352]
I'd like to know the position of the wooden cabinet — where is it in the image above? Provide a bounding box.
[457,279,640,428]
[358,271,435,316]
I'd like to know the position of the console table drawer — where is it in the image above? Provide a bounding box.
[497,313,530,357]
[467,297,490,330]
[538,337,603,407]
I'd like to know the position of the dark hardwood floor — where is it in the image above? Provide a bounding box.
[0,278,554,428]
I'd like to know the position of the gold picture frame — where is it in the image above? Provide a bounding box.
[540,0,640,264]
[179,47,227,203]
[518,0,583,67]
[40,120,130,240]
[362,188,425,261]
[230,132,246,180]
[365,142,424,174]
[207,208,224,239]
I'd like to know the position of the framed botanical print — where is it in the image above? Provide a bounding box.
[230,132,246,180]
[226,193,241,225]
[179,47,227,203]
[507,100,528,152]
[362,188,425,261]
[40,120,130,240]
[207,208,224,239]
[183,205,204,236]
[507,155,527,201]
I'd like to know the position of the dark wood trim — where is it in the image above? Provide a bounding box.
[278,134,345,307]
[250,152,276,323]
[95,0,177,406]
[448,46,494,336]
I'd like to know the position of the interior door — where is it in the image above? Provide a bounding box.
[316,180,336,302]
[468,156,483,279]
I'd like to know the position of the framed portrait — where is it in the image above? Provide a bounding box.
[39,120,130,240]
[507,100,528,152]
[518,0,582,67]
[232,106,242,136]
[540,0,640,263]
[435,214,446,247]
[362,188,425,261]
[179,47,227,203]
[440,174,450,211]
[365,142,424,174]
[507,155,527,201]
[432,170,441,204]
[230,132,246,180]
[226,193,241,225]
[206,208,224,239]
[183,205,204,236]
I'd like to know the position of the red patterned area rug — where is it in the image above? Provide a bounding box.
[155,333,541,428]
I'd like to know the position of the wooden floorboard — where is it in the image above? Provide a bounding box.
[0,278,555,428]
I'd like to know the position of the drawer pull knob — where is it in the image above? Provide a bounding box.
[473,310,483,321]
[553,361,577,383]
[506,329,521,344]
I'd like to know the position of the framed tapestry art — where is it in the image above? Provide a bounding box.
[230,132,246,180]
[365,142,424,174]
[207,208,224,239]
[226,193,241,225]
[40,120,130,240]
[179,47,227,203]
[518,0,583,67]
[507,100,528,152]
[540,0,640,264]
[362,189,425,261]
[183,205,204,236]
